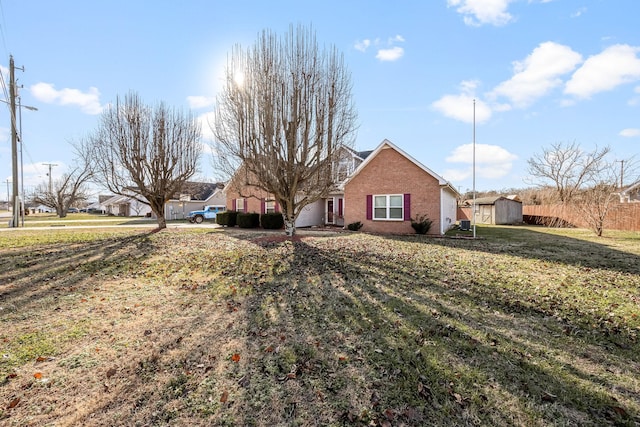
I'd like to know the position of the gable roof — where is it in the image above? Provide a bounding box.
[169,181,224,201]
[467,196,522,205]
[343,139,460,195]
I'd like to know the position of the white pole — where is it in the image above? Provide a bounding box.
[472,99,476,239]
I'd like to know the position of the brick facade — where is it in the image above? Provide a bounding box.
[344,144,443,234]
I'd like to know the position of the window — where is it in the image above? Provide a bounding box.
[265,200,276,214]
[373,195,403,220]
[236,198,245,212]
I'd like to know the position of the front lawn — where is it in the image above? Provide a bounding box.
[0,226,638,426]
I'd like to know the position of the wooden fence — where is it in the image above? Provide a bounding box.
[459,204,640,231]
[522,204,640,231]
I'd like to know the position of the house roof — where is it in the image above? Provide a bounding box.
[465,196,522,205]
[620,180,640,195]
[169,181,224,201]
[343,139,460,196]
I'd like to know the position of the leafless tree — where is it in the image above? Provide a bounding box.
[212,25,358,235]
[30,143,94,217]
[527,141,639,235]
[88,92,202,229]
[527,141,611,203]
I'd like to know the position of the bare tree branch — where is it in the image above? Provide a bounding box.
[212,25,357,235]
[87,92,202,229]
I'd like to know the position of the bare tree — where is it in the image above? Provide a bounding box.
[30,143,94,217]
[527,141,611,203]
[88,92,202,229]
[212,25,358,235]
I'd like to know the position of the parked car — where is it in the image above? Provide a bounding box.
[67,207,79,213]
[186,206,220,224]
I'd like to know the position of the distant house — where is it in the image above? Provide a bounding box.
[463,196,523,225]
[343,139,459,234]
[164,181,226,220]
[102,194,152,217]
[618,181,640,203]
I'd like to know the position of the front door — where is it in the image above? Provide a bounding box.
[327,199,334,224]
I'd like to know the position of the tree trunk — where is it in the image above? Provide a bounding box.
[284,218,295,236]
[149,199,167,229]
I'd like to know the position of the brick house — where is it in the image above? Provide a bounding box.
[225,147,371,228]
[343,139,459,235]
[226,139,458,234]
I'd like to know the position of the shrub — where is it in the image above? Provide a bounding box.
[237,212,260,228]
[216,210,238,227]
[347,221,363,231]
[261,213,284,229]
[411,214,432,234]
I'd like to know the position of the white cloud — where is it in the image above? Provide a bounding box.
[619,128,640,137]
[187,95,215,109]
[565,44,640,99]
[571,7,587,18]
[354,39,371,52]
[431,87,492,124]
[490,42,582,108]
[447,0,514,26]
[376,47,404,62]
[445,143,518,180]
[356,34,405,62]
[30,82,103,115]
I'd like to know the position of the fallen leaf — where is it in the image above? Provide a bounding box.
[265,346,274,353]
[231,353,240,363]
[8,397,20,409]
[6,373,17,380]
[36,356,47,363]
[286,372,296,379]
[33,372,43,379]
[220,390,229,403]
[541,391,557,402]
[106,367,117,378]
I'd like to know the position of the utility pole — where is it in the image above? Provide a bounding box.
[43,163,58,193]
[618,160,625,189]
[9,55,19,227]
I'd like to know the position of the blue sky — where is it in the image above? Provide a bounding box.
[1,0,639,196]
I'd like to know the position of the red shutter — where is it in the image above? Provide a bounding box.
[404,193,411,221]
[366,195,372,220]
[275,201,280,213]
[232,199,236,211]
[338,198,343,216]
[260,198,265,215]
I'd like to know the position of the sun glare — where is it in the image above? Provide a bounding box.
[233,71,245,87]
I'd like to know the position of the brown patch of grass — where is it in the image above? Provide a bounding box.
[0,226,638,426]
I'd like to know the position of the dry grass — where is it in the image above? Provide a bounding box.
[0,226,638,426]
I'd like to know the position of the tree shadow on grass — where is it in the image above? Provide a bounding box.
[3,230,637,426]
[434,225,640,274]
[0,232,155,317]
[219,232,639,426]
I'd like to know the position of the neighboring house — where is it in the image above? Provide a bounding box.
[463,196,523,225]
[165,181,226,220]
[102,194,152,217]
[343,139,459,235]
[618,181,640,203]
